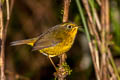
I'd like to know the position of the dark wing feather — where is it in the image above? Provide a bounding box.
[32,38,61,51]
[32,25,62,51]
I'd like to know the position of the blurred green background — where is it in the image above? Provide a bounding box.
[4,0,120,80]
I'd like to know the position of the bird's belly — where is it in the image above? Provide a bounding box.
[39,42,73,57]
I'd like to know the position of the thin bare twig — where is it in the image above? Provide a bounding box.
[104,0,120,79]
[107,48,120,80]
[87,19,94,35]
[5,0,14,40]
[6,0,10,20]
[93,10,101,31]
[82,0,117,80]
[100,0,107,79]
[92,40,100,71]
[88,0,102,31]
[82,0,102,50]
[82,0,101,79]
[63,0,70,23]
[88,42,100,80]
[105,0,110,33]
[96,0,101,6]
[108,62,117,80]
[80,0,119,80]
[0,0,5,80]
[87,18,100,80]
[0,0,14,80]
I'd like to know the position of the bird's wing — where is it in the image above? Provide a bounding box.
[32,27,62,51]
[32,38,61,51]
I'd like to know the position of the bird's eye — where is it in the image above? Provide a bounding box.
[67,25,72,29]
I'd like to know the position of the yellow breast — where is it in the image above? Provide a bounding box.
[40,27,78,57]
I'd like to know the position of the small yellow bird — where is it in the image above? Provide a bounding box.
[11,22,79,58]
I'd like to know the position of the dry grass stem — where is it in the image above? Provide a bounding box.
[0,0,5,80]
[92,8,101,31]
[0,0,14,80]
[82,0,102,49]
[88,42,100,80]
[96,0,101,6]
[81,0,120,79]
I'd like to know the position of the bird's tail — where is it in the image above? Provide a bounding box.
[10,38,37,46]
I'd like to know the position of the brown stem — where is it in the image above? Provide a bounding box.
[57,0,71,80]
[96,0,101,6]
[82,0,102,51]
[0,0,14,80]
[100,0,110,79]
[4,0,14,41]
[62,0,70,23]
[82,0,102,79]
[105,0,110,34]
[0,3,5,80]
[88,42,100,80]
[87,19,101,80]
[81,0,118,80]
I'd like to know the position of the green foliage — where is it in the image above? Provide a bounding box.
[110,1,120,54]
[1,0,4,4]
[62,62,72,75]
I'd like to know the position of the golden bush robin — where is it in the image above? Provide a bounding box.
[11,22,80,57]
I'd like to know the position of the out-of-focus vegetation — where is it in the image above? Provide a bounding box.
[4,0,120,80]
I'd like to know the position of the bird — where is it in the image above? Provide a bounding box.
[11,22,80,70]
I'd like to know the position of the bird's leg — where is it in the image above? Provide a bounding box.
[48,56,57,71]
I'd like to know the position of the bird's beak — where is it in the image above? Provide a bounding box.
[78,26,84,32]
